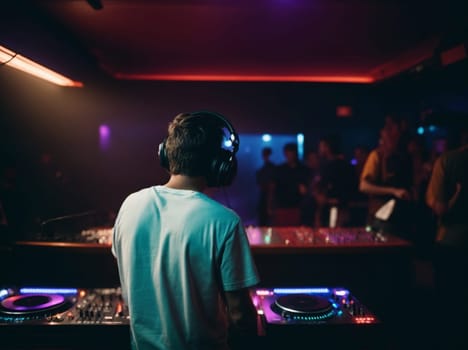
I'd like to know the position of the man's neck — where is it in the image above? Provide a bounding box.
[164,174,207,192]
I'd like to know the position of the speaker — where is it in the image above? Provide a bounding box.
[158,111,239,187]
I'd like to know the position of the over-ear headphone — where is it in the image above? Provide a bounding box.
[158,111,239,187]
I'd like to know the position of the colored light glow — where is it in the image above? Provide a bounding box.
[336,105,353,117]
[262,134,272,142]
[19,288,78,294]
[0,289,9,298]
[334,290,349,296]
[0,45,83,87]
[99,124,111,150]
[429,125,436,132]
[114,73,374,84]
[273,288,329,294]
[224,139,233,148]
[99,125,110,138]
[2,294,65,311]
[417,127,425,135]
[255,290,272,296]
[354,316,376,324]
[297,133,304,160]
[350,158,357,166]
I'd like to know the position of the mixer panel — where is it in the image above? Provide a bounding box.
[0,287,130,349]
[0,287,129,325]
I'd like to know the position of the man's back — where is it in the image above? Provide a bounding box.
[112,186,259,350]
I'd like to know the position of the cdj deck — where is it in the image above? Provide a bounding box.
[252,287,383,348]
[0,287,130,349]
[253,287,378,327]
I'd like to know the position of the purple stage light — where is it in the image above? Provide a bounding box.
[99,124,111,150]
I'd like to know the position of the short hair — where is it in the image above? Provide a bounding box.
[165,113,223,177]
[283,142,298,153]
[320,135,341,155]
[261,147,272,157]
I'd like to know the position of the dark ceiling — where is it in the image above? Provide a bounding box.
[20,0,468,82]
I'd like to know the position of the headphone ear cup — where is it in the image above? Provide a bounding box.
[158,140,169,170]
[209,150,237,187]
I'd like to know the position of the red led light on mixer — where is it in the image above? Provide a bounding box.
[354,316,376,324]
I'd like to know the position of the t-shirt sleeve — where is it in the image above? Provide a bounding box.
[220,221,260,292]
[360,150,380,183]
[111,195,129,258]
[111,225,118,258]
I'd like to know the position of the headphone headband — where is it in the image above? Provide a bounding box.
[186,111,239,154]
[158,111,239,187]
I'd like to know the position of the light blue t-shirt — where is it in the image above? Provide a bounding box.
[112,186,260,350]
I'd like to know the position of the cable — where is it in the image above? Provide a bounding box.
[40,210,99,227]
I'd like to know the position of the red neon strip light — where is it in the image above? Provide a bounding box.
[114,73,374,84]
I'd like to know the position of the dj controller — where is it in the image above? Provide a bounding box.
[0,287,129,324]
[253,287,378,327]
[7,223,395,348]
[0,287,130,349]
[252,287,381,347]
[0,285,382,349]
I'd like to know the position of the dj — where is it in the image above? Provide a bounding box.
[112,111,260,349]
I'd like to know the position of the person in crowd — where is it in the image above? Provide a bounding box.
[315,135,354,227]
[407,135,432,201]
[429,137,448,165]
[272,142,309,225]
[255,147,275,226]
[407,135,437,253]
[301,150,320,226]
[304,149,320,184]
[426,127,468,350]
[359,115,414,237]
[112,111,260,350]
